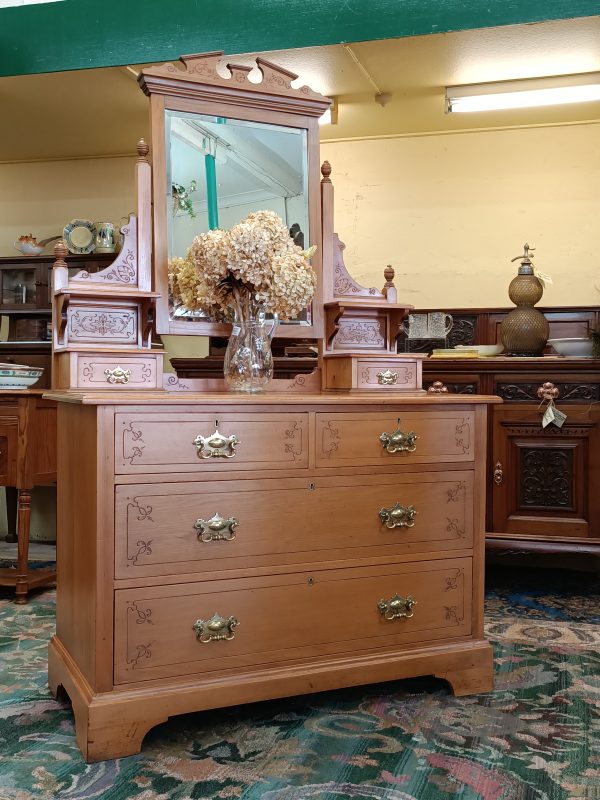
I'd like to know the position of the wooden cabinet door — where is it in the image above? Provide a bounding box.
[491,405,600,539]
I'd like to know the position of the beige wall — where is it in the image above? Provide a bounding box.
[321,122,600,308]
[0,156,137,257]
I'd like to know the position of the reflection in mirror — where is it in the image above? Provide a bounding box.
[166,110,310,324]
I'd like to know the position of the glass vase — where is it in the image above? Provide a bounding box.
[224,297,279,393]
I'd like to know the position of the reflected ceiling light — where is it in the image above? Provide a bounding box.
[319,97,338,126]
[446,73,600,113]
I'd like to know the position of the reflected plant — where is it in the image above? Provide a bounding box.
[172,180,197,218]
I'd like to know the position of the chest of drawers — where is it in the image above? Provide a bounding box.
[47,391,498,762]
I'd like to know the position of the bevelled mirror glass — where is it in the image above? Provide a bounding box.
[165,110,310,324]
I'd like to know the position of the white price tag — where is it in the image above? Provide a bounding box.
[542,403,555,428]
[553,408,567,428]
[232,325,241,336]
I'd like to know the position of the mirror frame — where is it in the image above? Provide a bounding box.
[138,51,331,339]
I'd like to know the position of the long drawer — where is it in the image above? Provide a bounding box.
[115,471,474,578]
[115,412,309,474]
[316,411,475,467]
[114,557,472,684]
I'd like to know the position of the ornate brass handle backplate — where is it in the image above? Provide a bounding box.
[193,421,239,459]
[379,503,417,529]
[379,420,418,453]
[377,369,398,385]
[104,366,131,384]
[493,461,504,486]
[195,512,238,542]
[193,612,239,642]
[378,593,417,620]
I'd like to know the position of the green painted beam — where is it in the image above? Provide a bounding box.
[1,0,599,78]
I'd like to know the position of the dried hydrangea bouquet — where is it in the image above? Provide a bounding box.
[169,210,317,392]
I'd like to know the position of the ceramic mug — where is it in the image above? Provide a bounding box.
[428,312,453,338]
[95,222,115,253]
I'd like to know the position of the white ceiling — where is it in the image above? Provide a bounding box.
[1,15,599,162]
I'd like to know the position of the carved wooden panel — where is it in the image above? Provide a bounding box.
[424,381,478,395]
[497,382,600,403]
[70,216,138,286]
[67,307,137,345]
[518,446,573,511]
[334,318,385,349]
[113,558,471,684]
[447,316,477,348]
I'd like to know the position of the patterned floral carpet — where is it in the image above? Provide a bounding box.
[0,566,599,800]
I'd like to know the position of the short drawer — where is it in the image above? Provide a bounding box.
[323,355,423,391]
[56,351,162,390]
[316,410,475,467]
[115,471,474,578]
[115,412,309,474]
[114,557,472,684]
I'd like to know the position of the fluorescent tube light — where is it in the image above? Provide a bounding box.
[446,73,600,113]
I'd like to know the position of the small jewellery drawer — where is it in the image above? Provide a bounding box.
[115,471,474,578]
[115,412,309,474]
[55,351,163,390]
[114,557,472,684]
[322,355,423,391]
[316,410,475,467]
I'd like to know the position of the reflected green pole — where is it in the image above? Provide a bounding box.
[205,154,218,229]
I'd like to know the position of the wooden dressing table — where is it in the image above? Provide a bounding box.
[47,51,499,762]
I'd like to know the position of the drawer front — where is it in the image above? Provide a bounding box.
[316,411,475,467]
[114,557,472,683]
[76,354,161,389]
[357,359,420,390]
[115,412,309,474]
[0,421,18,485]
[115,472,474,578]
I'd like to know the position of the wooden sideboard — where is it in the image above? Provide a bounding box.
[0,390,56,602]
[48,391,497,761]
[422,357,600,557]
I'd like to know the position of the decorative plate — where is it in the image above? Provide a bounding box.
[63,219,97,254]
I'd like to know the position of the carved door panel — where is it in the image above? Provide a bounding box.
[491,406,600,540]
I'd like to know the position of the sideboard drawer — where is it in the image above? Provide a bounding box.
[115,471,474,578]
[114,557,472,684]
[316,411,475,467]
[115,412,309,474]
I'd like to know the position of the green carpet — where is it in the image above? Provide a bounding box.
[0,568,599,800]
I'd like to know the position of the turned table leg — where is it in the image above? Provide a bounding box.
[15,489,32,604]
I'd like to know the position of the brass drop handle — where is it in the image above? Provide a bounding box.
[493,461,503,486]
[195,512,238,542]
[193,613,239,642]
[379,503,417,529]
[380,419,418,453]
[378,593,417,620]
[193,420,239,459]
[377,370,398,385]
[105,366,131,384]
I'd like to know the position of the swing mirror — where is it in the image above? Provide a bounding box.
[139,51,330,338]
[165,110,310,323]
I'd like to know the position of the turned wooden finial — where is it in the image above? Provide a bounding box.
[321,161,332,182]
[137,138,150,161]
[54,240,68,262]
[383,265,395,287]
